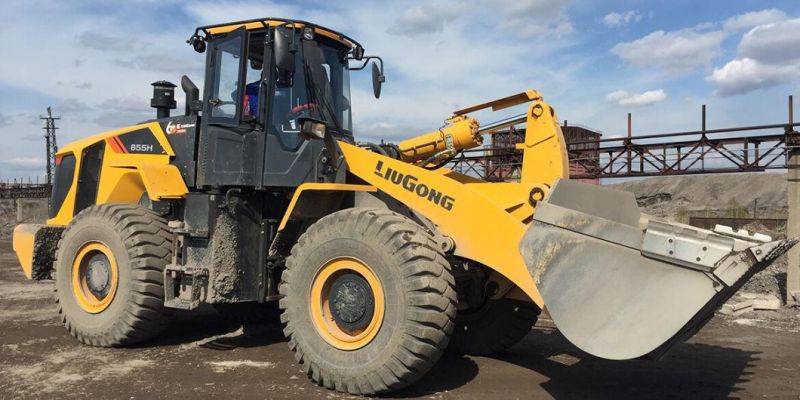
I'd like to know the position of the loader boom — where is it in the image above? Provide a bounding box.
[333,90,570,307]
[390,90,570,187]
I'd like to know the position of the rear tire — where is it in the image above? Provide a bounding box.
[54,204,173,347]
[279,208,457,395]
[449,298,540,355]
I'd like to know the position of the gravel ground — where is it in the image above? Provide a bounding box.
[2,240,800,399]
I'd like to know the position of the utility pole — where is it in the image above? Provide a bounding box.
[786,95,800,304]
[40,107,59,185]
[753,198,758,219]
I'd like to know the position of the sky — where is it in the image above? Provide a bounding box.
[1,0,799,181]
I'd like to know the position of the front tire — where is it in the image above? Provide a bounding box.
[279,208,457,395]
[54,204,173,347]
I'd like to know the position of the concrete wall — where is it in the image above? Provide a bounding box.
[0,198,48,240]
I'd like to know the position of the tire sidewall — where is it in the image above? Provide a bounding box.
[56,214,133,336]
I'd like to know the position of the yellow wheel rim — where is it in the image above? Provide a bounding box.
[71,242,119,314]
[310,257,385,350]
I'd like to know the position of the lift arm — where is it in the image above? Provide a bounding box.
[389,90,569,186]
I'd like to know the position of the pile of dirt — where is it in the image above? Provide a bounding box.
[607,173,791,302]
[0,200,19,240]
[0,198,49,240]
[741,255,787,301]
[609,172,787,220]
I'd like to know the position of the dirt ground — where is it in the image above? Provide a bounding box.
[1,240,799,400]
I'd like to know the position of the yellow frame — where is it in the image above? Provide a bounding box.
[48,122,188,226]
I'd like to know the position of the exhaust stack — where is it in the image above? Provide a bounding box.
[151,81,177,119]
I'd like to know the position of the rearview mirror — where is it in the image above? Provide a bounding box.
[273,27,295,79]
[372,61,385,99]
[298,117,327,140]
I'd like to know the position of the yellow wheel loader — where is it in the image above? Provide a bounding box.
[12,18,796,395]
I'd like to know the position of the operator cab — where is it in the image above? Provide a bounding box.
[175,19,383,189]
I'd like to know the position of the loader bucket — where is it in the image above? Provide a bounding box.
[520,179,796,360]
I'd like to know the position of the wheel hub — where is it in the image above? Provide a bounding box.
[71,242,119,314]
[330,273,374,331]
[309,257,385,350]
[85,253,111,298]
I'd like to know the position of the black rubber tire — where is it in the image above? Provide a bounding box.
[449,298,540,355]
[214,301,281,324]
[279,208,457,395]
[54,203,173,347]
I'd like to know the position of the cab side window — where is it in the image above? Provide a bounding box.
[208,35,243,122]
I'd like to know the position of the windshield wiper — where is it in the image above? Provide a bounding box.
[301,41,344,137]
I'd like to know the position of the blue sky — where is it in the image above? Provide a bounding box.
[0,0,799,180]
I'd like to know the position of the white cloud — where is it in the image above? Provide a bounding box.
[612,28,725,73]
[606,89,667,106]
[706,58,800,96]
[723,9,786,31]
[55,98,93,114]
[602,11,641,27]
[489,0,575,37]
[386,2,467,36]
[77,31,138,52]
[707,18,800,96]
[738,19,800,64]
[2,157,45,168]
[0,113,10,127]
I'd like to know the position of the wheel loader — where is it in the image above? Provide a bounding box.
[12,18,796,395]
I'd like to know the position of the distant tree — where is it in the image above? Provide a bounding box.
[676,207,689,223]
[725,198,749,218]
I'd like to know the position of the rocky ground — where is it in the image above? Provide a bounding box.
[1,239,799,399]
[1,173,799,398]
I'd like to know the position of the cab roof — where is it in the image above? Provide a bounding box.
[192,18,363,53]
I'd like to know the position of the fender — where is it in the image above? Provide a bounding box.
[48,122,186,225]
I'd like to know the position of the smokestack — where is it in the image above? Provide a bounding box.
[151,81,177,119]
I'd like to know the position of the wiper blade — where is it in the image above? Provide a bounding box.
[301,40,343,136]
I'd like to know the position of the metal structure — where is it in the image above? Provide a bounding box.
[451,122,603,182]
[450,97,800,180]
[40,107,59,185]
[0,182,51,199]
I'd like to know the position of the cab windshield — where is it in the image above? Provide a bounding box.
[270,37,352,148]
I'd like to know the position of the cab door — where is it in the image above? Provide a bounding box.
[260,39,325,188]
[196,27,261,187]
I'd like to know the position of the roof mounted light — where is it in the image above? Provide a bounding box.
[187,34,206,53]
[352,46,364,60]
[302,27,314,40]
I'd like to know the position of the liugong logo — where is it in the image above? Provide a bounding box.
[374,160,455,211]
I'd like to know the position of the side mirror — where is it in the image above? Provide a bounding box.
[273,27,295,78]
[371,61,385,99]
